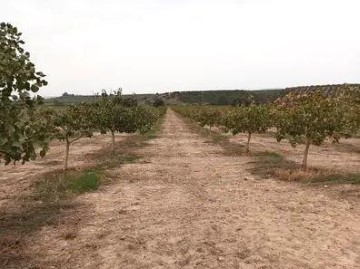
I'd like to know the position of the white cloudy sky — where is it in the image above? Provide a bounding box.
[1,0,359,96]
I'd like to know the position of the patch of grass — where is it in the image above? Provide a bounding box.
[66,171,100,193]
[251,150,325,183]
[249,151,301,179]
[250,150,360,185]
[310,173,360,185]
[32,170,100,201]
[96,153,140,171]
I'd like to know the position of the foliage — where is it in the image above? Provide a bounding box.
[0,22,48,164]
[223,105,271,153]
[92,90,162,153]
[173,84,360,170]
[197,107,222,130]
[336,84,360,136]
[273,89,346,169]
[172,106,223,130]
[153,97,165,107]
[52,103,95,170]
[53,104,94,142]
[66,171,100,193]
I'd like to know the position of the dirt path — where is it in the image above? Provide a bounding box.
[23,110,360,268]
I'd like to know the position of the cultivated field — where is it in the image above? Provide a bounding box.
[231,133,360,173]
[1,109,359,268]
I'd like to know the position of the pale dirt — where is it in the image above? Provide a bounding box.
[16,110,360,269]
[0,134,125,208]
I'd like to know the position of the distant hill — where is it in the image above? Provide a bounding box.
[44,93,157,106]
[167,89,284,105]
[44,89,285,106]
[44,84,359,107]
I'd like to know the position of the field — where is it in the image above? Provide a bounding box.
[1,109,359,268]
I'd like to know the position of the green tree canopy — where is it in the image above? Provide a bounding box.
[274,90,346,169]
[52,104,95,170]
[0,22,48,164]
[223,105,271,153]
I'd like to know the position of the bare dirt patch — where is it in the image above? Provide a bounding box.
[10,110,358,269]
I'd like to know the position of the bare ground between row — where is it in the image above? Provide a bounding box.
[1,109,360,268]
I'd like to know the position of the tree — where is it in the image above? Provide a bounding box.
[274,90,345,170]
[153,97,165,107]
[131,106,159,134]
[197,107,222,131]
[0,22,48,164]
[336,84,360,136]
[53,104,94,170]
[93,90,155,154]
[223,105,271,153]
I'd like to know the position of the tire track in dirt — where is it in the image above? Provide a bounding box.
[27,109,360,269]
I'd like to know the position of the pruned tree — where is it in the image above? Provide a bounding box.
[336,84,360,136]
[197,107,222,131]
[274,90,345,170]
[53,104,94,170]
[223,105,271,153]
[131,106,159,134]
[0,22,48,164]
[153,97,165,107]
[93,90,157,153]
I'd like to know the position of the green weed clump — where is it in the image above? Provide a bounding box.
[311,173,360,185]
[33,170,100,202]
[66,171,100,193]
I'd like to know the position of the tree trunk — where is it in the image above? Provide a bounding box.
[302,138,311,170]
[111,131,115,154]
[64,140,70,171]
[246,132,252,154]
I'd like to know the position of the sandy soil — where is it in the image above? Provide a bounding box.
[9,109,357,269]
[0,134,125,208]
[230,133,360,173]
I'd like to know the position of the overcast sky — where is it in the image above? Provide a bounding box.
[1,0,359,96]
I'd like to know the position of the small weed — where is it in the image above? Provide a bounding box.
[66,171,100,193]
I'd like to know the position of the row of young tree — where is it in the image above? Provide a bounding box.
[0,22,165,170]
[173,84,360,170]
[2,89,165,170]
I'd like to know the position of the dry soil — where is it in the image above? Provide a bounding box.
[1,110,360,268]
